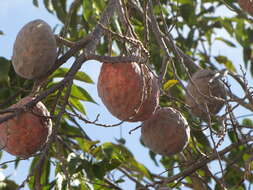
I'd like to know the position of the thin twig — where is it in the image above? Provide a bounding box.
[156,137,253,186]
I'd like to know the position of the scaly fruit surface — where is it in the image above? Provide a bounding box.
[238,0,253,16]
[141,107,190,156]
[0,96,52,157]
[12,19,57,79]
[185,69,226,119]
[97,62,159,122]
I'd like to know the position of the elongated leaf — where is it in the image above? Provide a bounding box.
[220,19,234,36]
[78,138,100,153]
[71,85,97,104]
[149,151,159,166]
[163,80,178,91]
[242,118,253,126]
[92,143,152,180]
[192,129,211,152]
[60,123,84,137]
[223,167,245,189]
[69,97,86,115]
[93,0,106,11]
[41,158,51,186]
[92,159,121,179]
[215,55,236,72]
[215,37,236,48]
[33,0,39,7]
[228,130,237,143]
[68,156,80,175]
[52,0,67,23]
[82,0,93,21]
[179,3,197,26]
[235,20,247,46]
[0,179,19,189]
[51,68,94,83]
[128,160,152,180]
[0,57,10,83]
[160,156,175,177]
[0,88,11,100]
[43,0,54,13]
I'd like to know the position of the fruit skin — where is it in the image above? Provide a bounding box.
[12,19,57,79]
[238,0,253,16]
[0,96,52,157]
[97,62,159,122]
[185,69,226,119]
[141,107,190,156]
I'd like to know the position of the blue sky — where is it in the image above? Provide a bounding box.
[0,0,253,190]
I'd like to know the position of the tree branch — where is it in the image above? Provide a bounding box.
[157,137,253,186]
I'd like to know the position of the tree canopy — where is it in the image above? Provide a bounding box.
[1,0,253,189]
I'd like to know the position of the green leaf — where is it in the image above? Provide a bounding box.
[71,85,97,104]
[29,156,40,173]
[0,179,19,190]
[41,158,51,186]
[69,97,86,115]
[223,167,244,188]
[93,0,106,11]
[28,176,35,189]
[51,68,94,83]
[33,0,39,7]
[220,19,234,36]
[68,156,82,175]
[243,47,252,68]
[43,0,54,13]
[235,20,247,46]
[82,0,93,22]
[81,159,95,179]
[215,37,236,48]
[227,145,247,167]
[0,57,10,83]
[242,118,253,126]
[93,179,117,190]
[179,3,196,26]
[214,55,236,72]
[228,130,237,143]
[51,0,67,23]
[160,157,175,177]
[93,159,121,179]
[1,164,7,169]
[149,151,159,166]
[115,138,126,145]
[78,138,100,153]
[192,129,211,152]
[0,88,11,101]
[242,153,251,162]
[128,161,152,180]
[60,123,83,137]
[163,80,178,91]
[96,143,152,180]
[14,159,20,169]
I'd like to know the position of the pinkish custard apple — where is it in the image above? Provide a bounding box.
[12,19,57,79]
